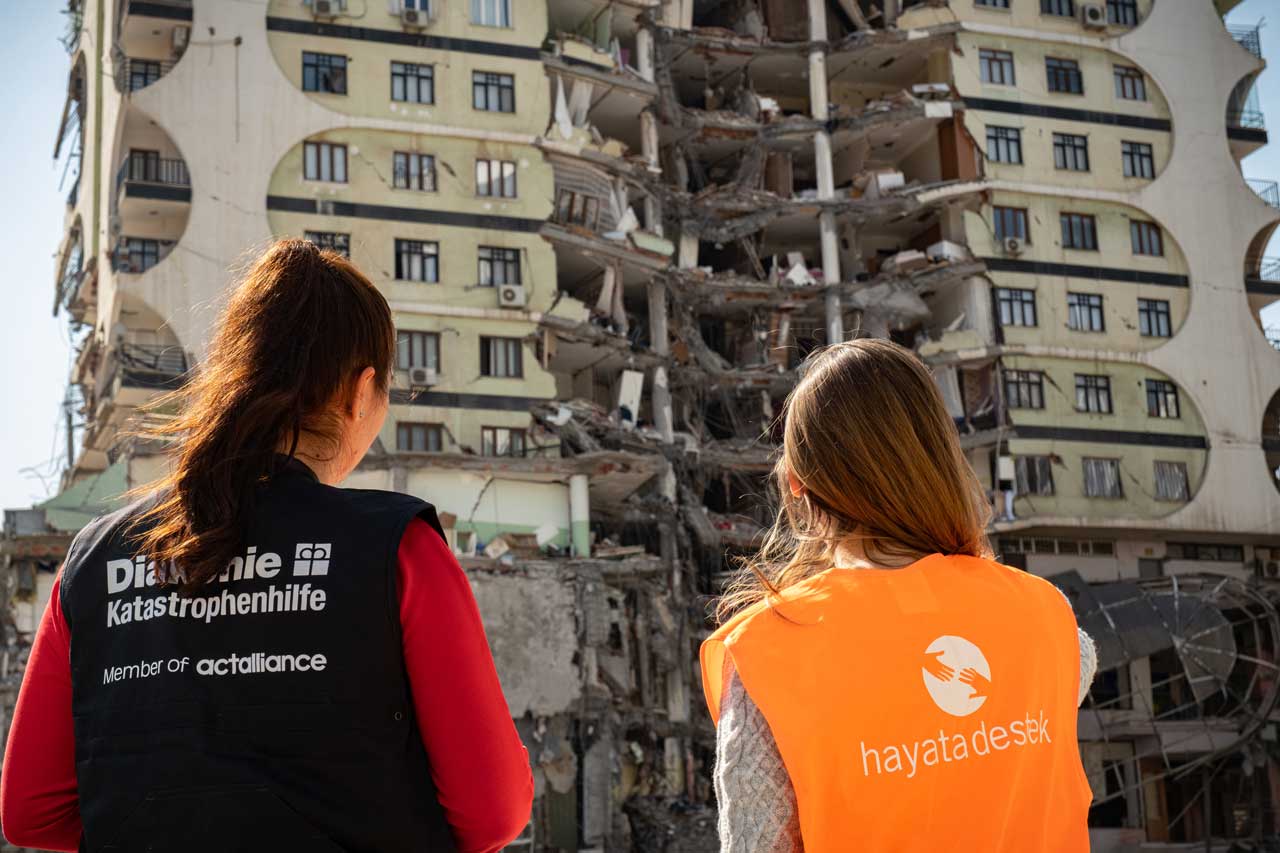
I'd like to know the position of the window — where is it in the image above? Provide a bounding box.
[394,239,439,282]
[473,72,515,112]
[1016,456,1055,496]
[1114,65,1147,100]
[1067,292,1105,332]
[1046,58,1084,95]
[1154,461,1189,502]
[390,62,434,104]
[1121,141,1155,179]
[302,52,347,95]
[1053,133,1090,171]
[993,206,1029,243]
[995,288,1038,327]
[1083,458,1123,498]
[1004,370,1045,409]
[481,426,526,457]
[128,60,162,91]
[975,0,1010,7]
[478,246,521,287]
[554,190,602,229]
[1167,542,1245,562]
[396,330,440,371]
[304,231,350,257]
[1060,213,1098,250]
[1145,379,1180,418]
[986,126,1023,164]
[480,337,523,378]
[476,159,517,198]
[979,50,1016,86]
[1075,374,1113,414]
[471,0,513,26]
[118,237,159,273]
[127,149,159,181]
[397,422,444,453]
[1041,0,1075,15]
[1138,298,1171,338]
[393,152,436,191]
[1130,221,1163,256]
[303,142,347,183]
[1107,0,1138,26]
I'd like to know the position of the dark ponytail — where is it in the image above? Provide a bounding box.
[130,238,396,591]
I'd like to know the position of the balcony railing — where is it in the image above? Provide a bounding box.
[1248,179,1280,208]
[1228,24,1263,59]
[117,342,188,379]
[1248,256,1280,282]
[116,157,191,194]
[1228,110,1267,130]
[115,57,177,93]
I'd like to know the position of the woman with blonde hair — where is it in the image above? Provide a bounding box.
[704,338,1096,852]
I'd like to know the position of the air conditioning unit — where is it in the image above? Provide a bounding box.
[407,366,437,389]
[1080,3,1107,29]
[172,25,189,52]
[400,8,426,27]
[1002,236,1025,256]
[498,284,527,308]
[312,0,338,19]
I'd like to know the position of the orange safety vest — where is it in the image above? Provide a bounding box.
[702,553,1091,852]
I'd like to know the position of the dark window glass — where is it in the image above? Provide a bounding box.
[393,152,436,191]
[993,206,1029,242]
[394,239,439,282]
[1145,379,1180,418]
[1122,141,1155,179]
[478,246,521,286]
[1154,461,1189,501]
[1041,0,1075,15]
[118,237,160,273]
[1016,456,1055,496]
[396,330,440,370]
[976,0,1011,7]
[995,288,1037,327]
[554,189,602,229]
[987,126,1023,164]
[1114,65,1147,100]
[396,423,443,453]
[1004,370,1045,409]
[1046,57,1084,94]
[480,336,523,378]
[1107,0,1138,26]
[303,142,347,182]
[1061,213,1099,250]
[481,427,526,457]
[1067,292,1105,332]
[390,62,434,104]
[128,60,162,91]
[979,50,1016,85]
[304,231,350,257]
[1075,374,1113,414]
[472,71,515,112]
[1083,458,1123,498]
[1053,133,1090,171]
[1138,299,1171,337]
[302,52,347,94]
[1130,221,1163,255]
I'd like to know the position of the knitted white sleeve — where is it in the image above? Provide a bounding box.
[1077,627,1098,706]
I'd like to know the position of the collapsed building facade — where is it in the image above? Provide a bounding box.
[2,0,1279,850]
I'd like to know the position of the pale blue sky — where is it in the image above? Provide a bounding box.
[0,2,1276,511]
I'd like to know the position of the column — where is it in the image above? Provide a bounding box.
[569,473,590,557]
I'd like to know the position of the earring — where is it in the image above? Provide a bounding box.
[359,410,365,419]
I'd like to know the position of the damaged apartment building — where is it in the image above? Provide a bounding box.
[4,0,1280,850]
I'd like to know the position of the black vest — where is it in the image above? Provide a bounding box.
[60,458,457,852]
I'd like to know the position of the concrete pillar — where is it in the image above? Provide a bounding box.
[808,0,843,344]
[640,110,663,235]
[883,0,898,28]
[678,232,699,269]
[569,473,591,557]
[636,27,655,83]
[648,281,675,444]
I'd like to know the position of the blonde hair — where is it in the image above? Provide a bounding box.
[716,338,993,622]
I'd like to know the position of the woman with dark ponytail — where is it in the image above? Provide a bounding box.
[0,239,533,852]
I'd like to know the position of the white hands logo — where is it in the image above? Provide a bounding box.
[921,635,991,717]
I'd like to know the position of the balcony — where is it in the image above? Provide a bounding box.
[116,156,190,203]
[1248,179,1279,208]
[98,342,189,411]
[1246,255,1280,301]
[1228,24,1262,59]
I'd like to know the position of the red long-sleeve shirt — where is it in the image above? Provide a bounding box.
[0,519,532,852]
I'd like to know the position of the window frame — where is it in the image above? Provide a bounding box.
[1046,57,1084,95]
[392,152,437,192]
[1083,457,1124,499]
[478,246,521,287]
[979,49,1016,86]
[1060,212,1099,251]
[1121,140,1155,179]
[472,71,516,113]
[1075,374,1113,414]
[1130,220,1163,256]
[1015,455,1056,496]
[995,287,1038,328]
[993,205,1030,243]
[1145,379,1181,419]
[481,426,527,457]
[480,336,524,378]
[476,158,518,198]
[1138,298,1172,338]
[302,51,348,95]
[390,61,435,105]
[1067,292,1105,333]
[396,422,444,454]
[120,237,160,273]
[396,330,441,372]
[1004,369,1046,410]
[1113,65,1147,101]
[1052,132,1090,172]
[470,0,514,27]
[554,189,602,230]
[303,230,351,257]
[303,141,348,183]
[1153,460,1190,502]
[1107,0,1139,26]
[394,239,440,283]
[986,125,1023,165]
[1040,0,1076,15]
